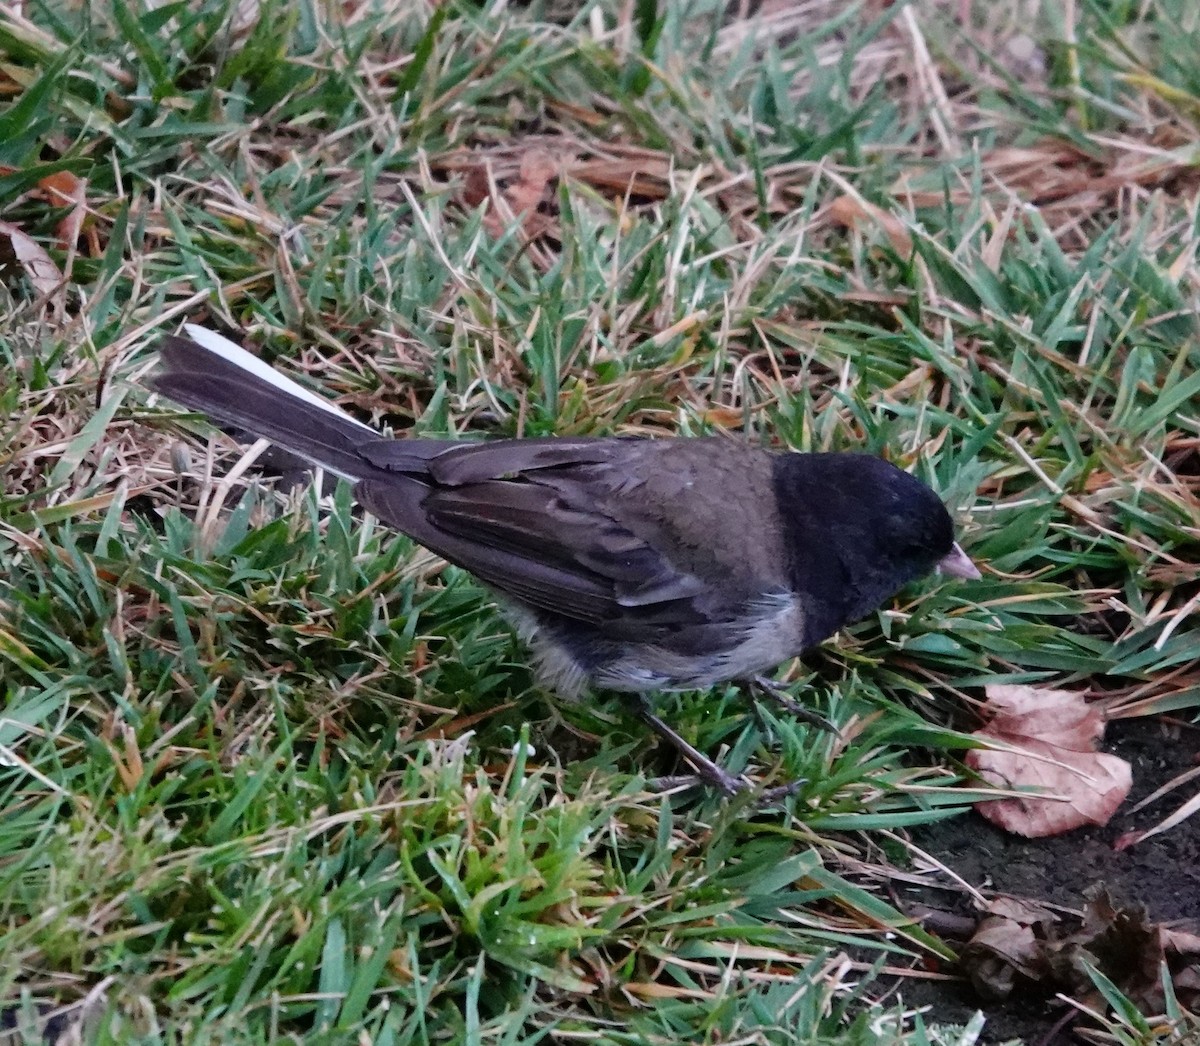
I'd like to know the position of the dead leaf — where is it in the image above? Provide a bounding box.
[827,194,913,255]
[700,406,747,428]
[460,163,490,210]
[1162,926,1200,967]
[987,896,1059,925]
[412,702,518,742]
[0,220,63,299]
[230,0,261,41]
[1043,890,1160,997]
[958,888,1200,1012]
[508,148,556,223]
[570,155,672,200]
[961,917,1041,999]
[37,169,89,251]
[966,684,1132,837]
[960,895,1060,1000]
[462,146,559,242]
[0,168,98,255]
[103,723,144,792]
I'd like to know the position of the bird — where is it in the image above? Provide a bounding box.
[149,324,980,795]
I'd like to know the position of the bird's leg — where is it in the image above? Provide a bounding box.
[745,675,840,735]
[630,694,746,796]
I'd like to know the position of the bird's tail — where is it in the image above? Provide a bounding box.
[150,325,379,481]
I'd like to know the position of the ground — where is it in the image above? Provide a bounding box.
[906,716,1200,1042]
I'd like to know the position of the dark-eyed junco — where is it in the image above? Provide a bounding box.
[150,325,980,794]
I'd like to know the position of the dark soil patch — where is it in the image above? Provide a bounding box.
[899,716,1200,1044]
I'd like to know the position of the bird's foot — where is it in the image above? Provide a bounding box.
[632,698,746,796]
[747,675,840,735]
[631,694,807,801]
[646,772,806,804]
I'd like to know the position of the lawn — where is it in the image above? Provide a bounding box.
[1,0,1198,1043]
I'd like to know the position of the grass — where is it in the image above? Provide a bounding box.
[1,0,1199,1042]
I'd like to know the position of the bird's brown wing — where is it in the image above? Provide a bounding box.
[354,438,719,628]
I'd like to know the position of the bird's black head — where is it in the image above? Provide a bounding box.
[771,453,966,644]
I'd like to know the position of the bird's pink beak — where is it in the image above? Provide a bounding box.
[937,542,981,580]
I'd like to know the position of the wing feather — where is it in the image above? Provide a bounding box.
[353,439,713,629]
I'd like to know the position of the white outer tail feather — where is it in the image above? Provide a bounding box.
[182,324,377,435]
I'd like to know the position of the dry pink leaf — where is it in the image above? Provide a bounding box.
[461,146,559,243]
[1163,927,1200,956]
[960,917,1041,999]
[38,170,89,251]
[827,194,913,255]
[966,684,1132,838]
[960,896,1058,1000]
[507,147,557,225]
[0,220,62,298]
